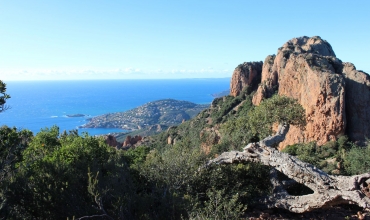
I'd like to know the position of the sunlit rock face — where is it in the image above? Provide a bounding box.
[230,61,263,97]
[231,36,370,148]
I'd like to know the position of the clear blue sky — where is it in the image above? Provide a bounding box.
[1,0,369,80]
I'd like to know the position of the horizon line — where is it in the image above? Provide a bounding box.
[3,77,232,82]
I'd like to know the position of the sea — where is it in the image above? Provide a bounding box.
[0,78,230,136]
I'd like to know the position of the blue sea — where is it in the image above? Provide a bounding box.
[0,79,230,136]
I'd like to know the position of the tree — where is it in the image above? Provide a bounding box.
[0,80,10,113]
[246,94,306,140]
[1,126,135,219]
[221,95,306,149]
[207,96,370,213]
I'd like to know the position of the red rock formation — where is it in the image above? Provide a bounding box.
[123,135,143,147]
[132,135,142,145]
[233,36,370,148]
[200,127,221,154]
[104,135,118,147]
[342,62,370,144]
[252,36,347,147]
[230,61,263,97]
[123,135,131,147]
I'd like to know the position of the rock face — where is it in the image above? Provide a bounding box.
[230,62,263,97]
[123,135,142,147]
[104,135,119,148]
[342,63,370,143]
[230,36,370,148]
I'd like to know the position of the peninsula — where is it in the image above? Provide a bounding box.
[80,99,209,131]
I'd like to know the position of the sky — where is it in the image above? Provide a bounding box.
[0,0,369,80]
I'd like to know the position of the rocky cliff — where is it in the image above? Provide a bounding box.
[230,62,262,97]
[230,36,370,148]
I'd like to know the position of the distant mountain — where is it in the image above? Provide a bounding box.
[81,99,209,131]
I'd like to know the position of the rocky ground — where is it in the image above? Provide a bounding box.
[245,206,369,220]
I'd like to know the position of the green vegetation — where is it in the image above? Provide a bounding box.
[282,136,370,175]
[1,126,133,219]
[0,80,10,112]
[0,126,270,219]
[1,81,367,219]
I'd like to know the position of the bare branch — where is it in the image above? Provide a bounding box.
[206,123,370,213]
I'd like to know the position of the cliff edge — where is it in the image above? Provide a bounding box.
[230,36,370,148]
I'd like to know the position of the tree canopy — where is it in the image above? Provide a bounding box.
[0,80,10,112]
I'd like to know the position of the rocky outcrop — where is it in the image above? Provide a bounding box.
[200,127,221,154]
[230,62,263,97]
[104,135,119,148]
[123,135,142,147]
[252,55,277,105]
[232,36,370,147]
[342,63,370,144]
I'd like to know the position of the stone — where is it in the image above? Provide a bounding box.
[131,135,142,145]
[230,61,263,97]
[200,127,221,154]
[233,36,370,147]
[341,62,370,144]
[123,135,142,147]
[123,135,132,147]
[104,135,118,148]
[207,124,370,213]
[167,136,173,145]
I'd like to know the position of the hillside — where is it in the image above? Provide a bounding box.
[81,99,209,130]
[3,36,370,219]
[134,37,370,219]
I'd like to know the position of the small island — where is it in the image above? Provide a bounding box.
[66,114,86,118]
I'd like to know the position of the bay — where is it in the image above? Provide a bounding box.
[0,78,230,136]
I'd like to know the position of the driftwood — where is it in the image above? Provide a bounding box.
[206,124,370,213]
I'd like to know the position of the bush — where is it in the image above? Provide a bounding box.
[344,144,370,175]
[1,126,134,219]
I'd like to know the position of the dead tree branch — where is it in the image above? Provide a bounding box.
[206,124,370,213]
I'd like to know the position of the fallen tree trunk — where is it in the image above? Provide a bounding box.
[206,124,370,213]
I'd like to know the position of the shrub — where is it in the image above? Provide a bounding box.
[344,144,370,175]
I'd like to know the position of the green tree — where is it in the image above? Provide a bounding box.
[0,80,10,112]
[344,144,370,175]
[221,95,306,148]
[1,126,134,219]
[247,95,306,139]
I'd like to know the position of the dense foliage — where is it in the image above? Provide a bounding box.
[1,126,134,219]
[0,126,270,219]
[1,82,366,219]
[0,80,10,112]
[282,136,370,175]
